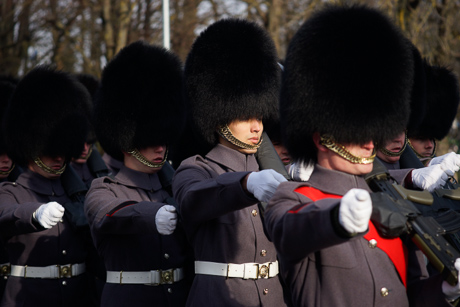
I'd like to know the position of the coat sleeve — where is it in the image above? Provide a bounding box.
[264,181,358,263]
[172,157,258,225]
[84,178,164,235]
[0,184,43,238]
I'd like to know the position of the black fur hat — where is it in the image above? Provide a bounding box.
[406,45,427,133]
[3,66,91,166]
[94,41,186,161]
[0,79,17,154]
[75,73,99,143]
[409,63,460,140]
[280,5,414,163]
[185,18,281,148]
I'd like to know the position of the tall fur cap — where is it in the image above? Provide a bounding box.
[280,5,413,163]
[94,41,186,161]
[0,80,17,153]
[3,66,91,166]
[406,45,427,133]
[409,63,460,140]
[185,18,281,147]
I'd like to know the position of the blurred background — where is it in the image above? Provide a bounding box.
[1,0,459,153]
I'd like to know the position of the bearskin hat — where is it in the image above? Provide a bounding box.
[184,18,281,148]
[3,66,91,166]
[406,45,427,133]
[94,41,186,161]
[75,73,99,143]
[0,78,17,154]
[408,63,460,140]
[280,5,414,163]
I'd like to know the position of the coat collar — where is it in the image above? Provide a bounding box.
[115,165,162,191]
[307,164,371,196]
[16,169,65,196]
[205,144,259,172]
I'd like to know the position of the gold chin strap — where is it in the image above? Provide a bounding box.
[320,135,376,165]
[33,157,66,175]
[217,125,262,150]
[79,146,93,161]
[407,139,436,159]
[127,148,168,168]
[378,132,408,157]
[0,163,15,176]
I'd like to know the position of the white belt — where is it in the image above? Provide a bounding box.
[106,268,184,285]
[195,260,279,279]
[1,262,10,276]
[10,263,86,279]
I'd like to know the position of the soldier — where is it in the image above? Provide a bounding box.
[408,62,460,165]
[0,66,92,307]
[84,41,192,307]
[172,19,289,306]
[264,5,460,306]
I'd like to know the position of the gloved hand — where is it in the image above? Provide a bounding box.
[412,164,449,192]
[339,189,372,235]
[428,152,460,177]
[33,201,65,229]
[155,205,177,235]
[442,258,460,302]
[247,169,287,203]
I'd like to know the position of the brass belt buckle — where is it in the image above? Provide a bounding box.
[0,264,10,276]
[58,264,72,278]
[160,269,174,284]
[258,264,269,279]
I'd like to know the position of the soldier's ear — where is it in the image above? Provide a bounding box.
[312,132,328,153]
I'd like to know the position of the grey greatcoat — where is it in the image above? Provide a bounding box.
[172,144,288,307]
[0,170,90,307]
[264,164,452,307]
[84,165,192,307]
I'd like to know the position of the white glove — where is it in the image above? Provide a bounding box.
[247,169,287,203]
[442,258,460,302]
[155,205,177,235]
[339,189,372,235]
[412,164,449,192]
[33,201,65,229]
[428,152,460,177]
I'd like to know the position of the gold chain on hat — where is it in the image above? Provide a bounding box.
[378,131,407,157]
[407,139,436,159]
[33,157,66,175]
[217,125,262,150]
[0,163,15,176]
[127,148,168,168]
[320,135,376,164]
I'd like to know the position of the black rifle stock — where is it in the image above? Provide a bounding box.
[255,131,291,181]
[365,159,460,285]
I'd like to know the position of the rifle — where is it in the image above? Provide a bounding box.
[158,160,178,209]
[365,158,460,285]
[60,164,89,230]
[255,131,291,181]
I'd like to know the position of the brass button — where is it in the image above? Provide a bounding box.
[62,250,67,255]
[164,253,170,259]
[62,281,67,286]
[60,219,64,223]
[381,287,389,297]
[252,209,258,217]
[368,239,377,249]
[263,288,269,295]
[260,250,267,257]
[168,288,173,293]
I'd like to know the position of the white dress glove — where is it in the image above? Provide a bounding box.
[155,205,177,235]
[33,201,65,229]
[339,189,372,235]
[412,164,449,192]
[247,169,288,203]
[442,258,460,302]
[428,152,460,177]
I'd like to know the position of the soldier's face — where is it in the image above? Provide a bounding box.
[409,137,435,157]
[221,119,263,154]
[315,133,374,175]
[0,153,13,180]
[29,155,65,179]
[377,131,406,164]
[272,141,291,165]
[124,145,166,174]
[73,142,92,164]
